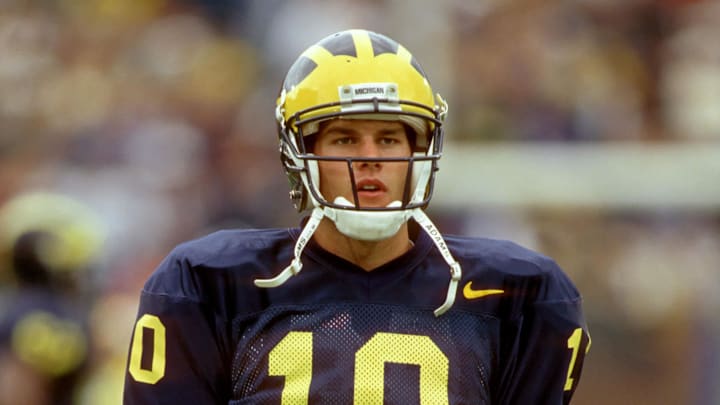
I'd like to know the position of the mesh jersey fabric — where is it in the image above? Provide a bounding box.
[123,223,589,404]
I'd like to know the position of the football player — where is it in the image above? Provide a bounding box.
[0,192,104,405]
[124,29,590,404]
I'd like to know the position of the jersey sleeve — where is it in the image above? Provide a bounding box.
[123,251,231,404]
[495,264,591,404]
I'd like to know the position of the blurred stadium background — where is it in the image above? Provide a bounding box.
[0,0,718,404]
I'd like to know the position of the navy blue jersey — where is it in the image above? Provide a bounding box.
[123,225,589,404]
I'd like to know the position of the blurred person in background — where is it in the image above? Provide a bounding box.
[123,29,590,404]
[0,192,106,405]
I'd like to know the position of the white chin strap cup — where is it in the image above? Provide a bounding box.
[254,204,462,316]
[325,197,410,241]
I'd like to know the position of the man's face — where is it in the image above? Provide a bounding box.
[313,119,412,209]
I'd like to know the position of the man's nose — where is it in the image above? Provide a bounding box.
[357,138,380,157]
[353,138,381,169]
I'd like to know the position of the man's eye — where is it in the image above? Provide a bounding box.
[334,137,354,145]
[380,137,400,145]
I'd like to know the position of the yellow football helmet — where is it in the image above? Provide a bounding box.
[0,191,106,286]
[261,30,460,316]
[277,29,448,212]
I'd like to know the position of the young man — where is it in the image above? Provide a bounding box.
[124,29,590,404]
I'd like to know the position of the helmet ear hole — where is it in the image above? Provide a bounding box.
[401,123,420,153]
[302,133,318,154]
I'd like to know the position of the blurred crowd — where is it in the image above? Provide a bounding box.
[0,0,718,404]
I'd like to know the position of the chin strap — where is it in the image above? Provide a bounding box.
[254,206,462,316]
[409,209,462,316]
[254,208,324,288]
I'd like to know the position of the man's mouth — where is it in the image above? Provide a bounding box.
[354,180,389,207]
[356,179,386,194]
[359,184,380,191]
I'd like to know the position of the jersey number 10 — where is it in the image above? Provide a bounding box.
[128,314,587,403]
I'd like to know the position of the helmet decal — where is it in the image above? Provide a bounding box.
[282,57,317,93]
[368,31,398,56]
[318,31,357,57]
[282,30,427,97]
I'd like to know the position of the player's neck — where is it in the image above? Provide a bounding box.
[313,218,413,271]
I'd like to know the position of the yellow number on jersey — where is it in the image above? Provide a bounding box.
[270,331,449,404]
[128,314,166,384]
[564,327,590,391]
[354,332,449,404]
[269,331,313,405]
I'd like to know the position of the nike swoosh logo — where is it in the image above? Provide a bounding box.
[463,282,504,300]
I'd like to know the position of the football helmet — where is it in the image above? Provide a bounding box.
[0,191,106,286]
[277,28,447,215]
[257,29,460,316]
